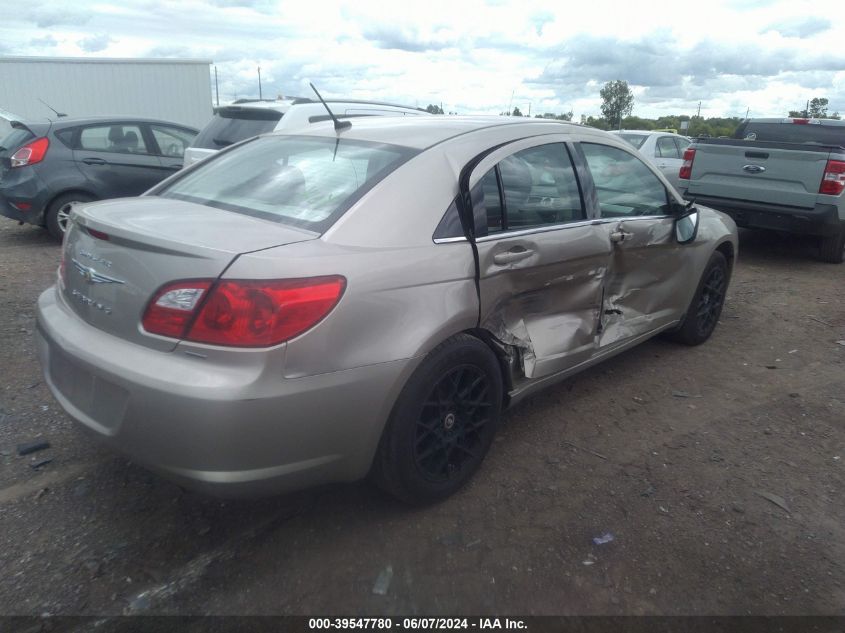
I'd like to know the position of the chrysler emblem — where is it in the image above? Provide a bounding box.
[71,259,125,285]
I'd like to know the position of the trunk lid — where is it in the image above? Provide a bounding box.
[61,196,318,350]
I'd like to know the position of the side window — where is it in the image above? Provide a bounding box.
[675,137,691,154]
[655,136,679,158]
[79,124,148,154]
[582,143,671,218]
[471,143,584,236]
[500,144,584,229]
[151,126,196,158]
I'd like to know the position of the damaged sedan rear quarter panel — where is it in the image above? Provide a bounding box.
[36,116,737,501]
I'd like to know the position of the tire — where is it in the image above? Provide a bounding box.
[819,229,845,264]
[669,251,729,346]
[371,334,503,504]
[45,193,94,241]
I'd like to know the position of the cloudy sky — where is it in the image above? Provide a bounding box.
[3,0,844,120]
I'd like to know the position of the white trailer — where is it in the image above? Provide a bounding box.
[0,56,213,129]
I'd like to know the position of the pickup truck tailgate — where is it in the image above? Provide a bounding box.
[687,143,831,209]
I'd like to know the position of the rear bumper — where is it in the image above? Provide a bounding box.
[0,167,50,225]
[681,193,843,237]
[36,285,419,497]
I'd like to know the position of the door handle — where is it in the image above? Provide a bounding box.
[610,230,633,244]
[493,248,533,265]
[82,157,107,166]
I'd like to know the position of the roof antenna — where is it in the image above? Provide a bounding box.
[38,98,67,118]
[309,83,350,132]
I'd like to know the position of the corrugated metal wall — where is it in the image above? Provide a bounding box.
[0,57,213,129]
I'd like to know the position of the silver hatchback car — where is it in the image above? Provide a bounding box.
[36,117,738,503]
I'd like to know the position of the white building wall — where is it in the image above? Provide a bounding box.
[0,57,213,129]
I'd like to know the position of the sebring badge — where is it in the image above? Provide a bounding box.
[71,259,125,285]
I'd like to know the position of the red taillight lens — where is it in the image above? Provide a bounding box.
[679,148,696,180]
[10,137,49,168]
[142,276,346,347]
[820,159,845,196]
[791,118,810,124]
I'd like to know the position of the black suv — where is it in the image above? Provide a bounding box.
[0,117,197,239]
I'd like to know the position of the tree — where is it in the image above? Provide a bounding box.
[535,111,573,121]
[511,106,523,117]
[789,97,832,119]
[599,80,634,128]
[425,104,444,114]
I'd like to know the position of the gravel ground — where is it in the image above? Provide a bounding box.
[0,220,843,616]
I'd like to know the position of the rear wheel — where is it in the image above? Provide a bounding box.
[372,334,503,504]
[819,229,845,264]
[46,193,94,241]
[669,251,729,346]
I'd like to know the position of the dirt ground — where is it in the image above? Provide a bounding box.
[0,219,843,617]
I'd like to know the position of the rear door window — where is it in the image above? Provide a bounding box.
[191,108,282,150]
[79,124,148,154]
[656,136,680,158]
[472,143,584,235]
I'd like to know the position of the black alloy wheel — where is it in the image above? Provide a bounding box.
[414,365,493,482]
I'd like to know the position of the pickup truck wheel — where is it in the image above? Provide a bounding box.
[371,334,502,504]
[668,251,728,346]
[818,230,845,264]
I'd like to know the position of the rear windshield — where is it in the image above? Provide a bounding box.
[734,122,845,146]
[158,135,417,232]
[616,133,648,149]
[0,127,35,156]
[190,107,283,150]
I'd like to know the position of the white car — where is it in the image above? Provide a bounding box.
[610,130,692,189]
[184,98,429,165]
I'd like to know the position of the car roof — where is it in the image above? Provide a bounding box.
[216,98,426,114]
[614,130,678,136]
[275,115,604,150]
[50,116,198,129]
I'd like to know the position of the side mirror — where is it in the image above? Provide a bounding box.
[675,203,699,244]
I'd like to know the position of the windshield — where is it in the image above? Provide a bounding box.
[159,135,416,232]
[616,133,648,149]
[190,107,283,150]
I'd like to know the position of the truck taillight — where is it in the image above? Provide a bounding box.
[819,159,845,196]
[142,276,346,347]
[679,148,696,180]
[10,137,49,168]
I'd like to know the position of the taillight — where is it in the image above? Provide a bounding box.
[679,148,696,180]
[10,137,49,168]
[791,118,810,124]
[819,159,845,196]
[142,276,346,347]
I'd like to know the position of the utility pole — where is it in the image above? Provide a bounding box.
[697,101,701,118]
[214,66,219,107]
[805,99,810,118]
[528,102,531,117]
[508,89,514,116]
[258,66,263,100]
[745,107,749,119]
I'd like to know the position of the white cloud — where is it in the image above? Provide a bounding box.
[2,0,844,118]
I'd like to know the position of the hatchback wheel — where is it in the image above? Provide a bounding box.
[46,193,95,241]
[669,251,729,346]
[372,334,503,504]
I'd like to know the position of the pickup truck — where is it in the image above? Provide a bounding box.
[678,118,845,263]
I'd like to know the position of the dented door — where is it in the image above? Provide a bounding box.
[579,142,689,348]
[467,139,611,379]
